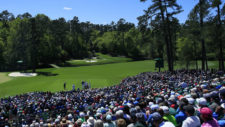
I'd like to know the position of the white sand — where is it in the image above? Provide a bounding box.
[8,72,37,77]
[86,60,97,63]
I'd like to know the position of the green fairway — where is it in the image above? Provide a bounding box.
[0,60,155,98]
[64,53,132,66]
[0,60,220,98]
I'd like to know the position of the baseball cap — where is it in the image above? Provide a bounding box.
[151,104,159,111]
[106,114,112,121]
[160,106,169,114]
[197,98,207,106]
[187,98,195,105]
[200,107,212,119]
[151,112,162,122]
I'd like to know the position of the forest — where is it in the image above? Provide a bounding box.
[0,0,224,72]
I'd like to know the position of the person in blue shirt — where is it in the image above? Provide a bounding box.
[175,102,187,127]
[72,84,75,91]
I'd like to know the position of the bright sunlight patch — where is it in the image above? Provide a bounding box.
[0,73,11,84]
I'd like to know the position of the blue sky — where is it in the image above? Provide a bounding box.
[0,0,211,25]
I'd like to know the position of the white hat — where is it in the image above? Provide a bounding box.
[55,119,60,123]
[149,102,154,107]
[116,110,124,116]
[150,104,159,110]
[197,98,207,106]
[106,114,112,121]
[80,112,85,117]
[127,103,132,108]
[68,114,73,119]
[160,106,169,114]
[34,122,39,127]
[221,103,225,109]
[184,94,191,98]
[57,115,61,120]
[187,98,195,105]
[87,117,95,125]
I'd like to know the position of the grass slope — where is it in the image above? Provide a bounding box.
[65,53,132,66]
[0,59,220,98]
[0,60,155,98]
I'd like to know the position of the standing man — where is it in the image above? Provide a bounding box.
[89,81,91,89]
[64,82,66,90]
[72,84,75,91]
[82,81,84,90]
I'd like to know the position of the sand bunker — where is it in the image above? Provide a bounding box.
[86,60,97,63]
[8,72,37,77]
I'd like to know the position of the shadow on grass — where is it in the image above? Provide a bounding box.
[59,60,134,67]
[37,72,58,76]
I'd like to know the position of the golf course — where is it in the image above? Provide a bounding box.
[0,54,219,98]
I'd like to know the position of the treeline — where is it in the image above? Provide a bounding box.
[0,12,137,71]
[0,0,225,72]
[0,11,150,72]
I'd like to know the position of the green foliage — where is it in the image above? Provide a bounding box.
[176,37,194,69]
[7,18,32,69]
[0,7,224,71]
[0,38,4,66]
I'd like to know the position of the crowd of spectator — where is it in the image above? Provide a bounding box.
[0,70,225,127]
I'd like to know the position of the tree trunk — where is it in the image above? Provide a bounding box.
[31,18,37,73]
[193,41,198,69]
[159,0,172,72]
[165,3,174,72]
[199,0,207,71]
[217,5,224,71]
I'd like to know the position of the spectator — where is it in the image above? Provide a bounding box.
[151,112,175,127]
[116,119,126,127]
[175,102,187,126]
[159,106,177,126]
[200,107,220,127]
[182,105,200,127]
[94,120,104,127]
[103,114,116,127]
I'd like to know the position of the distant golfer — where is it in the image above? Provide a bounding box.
[89,81,91,89]
[72,84,75,91]
[82,81,84,89]
[64,82,66,90]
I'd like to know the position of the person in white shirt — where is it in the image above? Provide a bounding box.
[182,105,201,127]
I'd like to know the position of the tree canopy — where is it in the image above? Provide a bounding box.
[0,1,224,72]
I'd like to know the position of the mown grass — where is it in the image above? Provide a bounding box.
[0,57,220,98]
[65,53,132,66]
[0,60,155,98]
[0,73,11,84]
